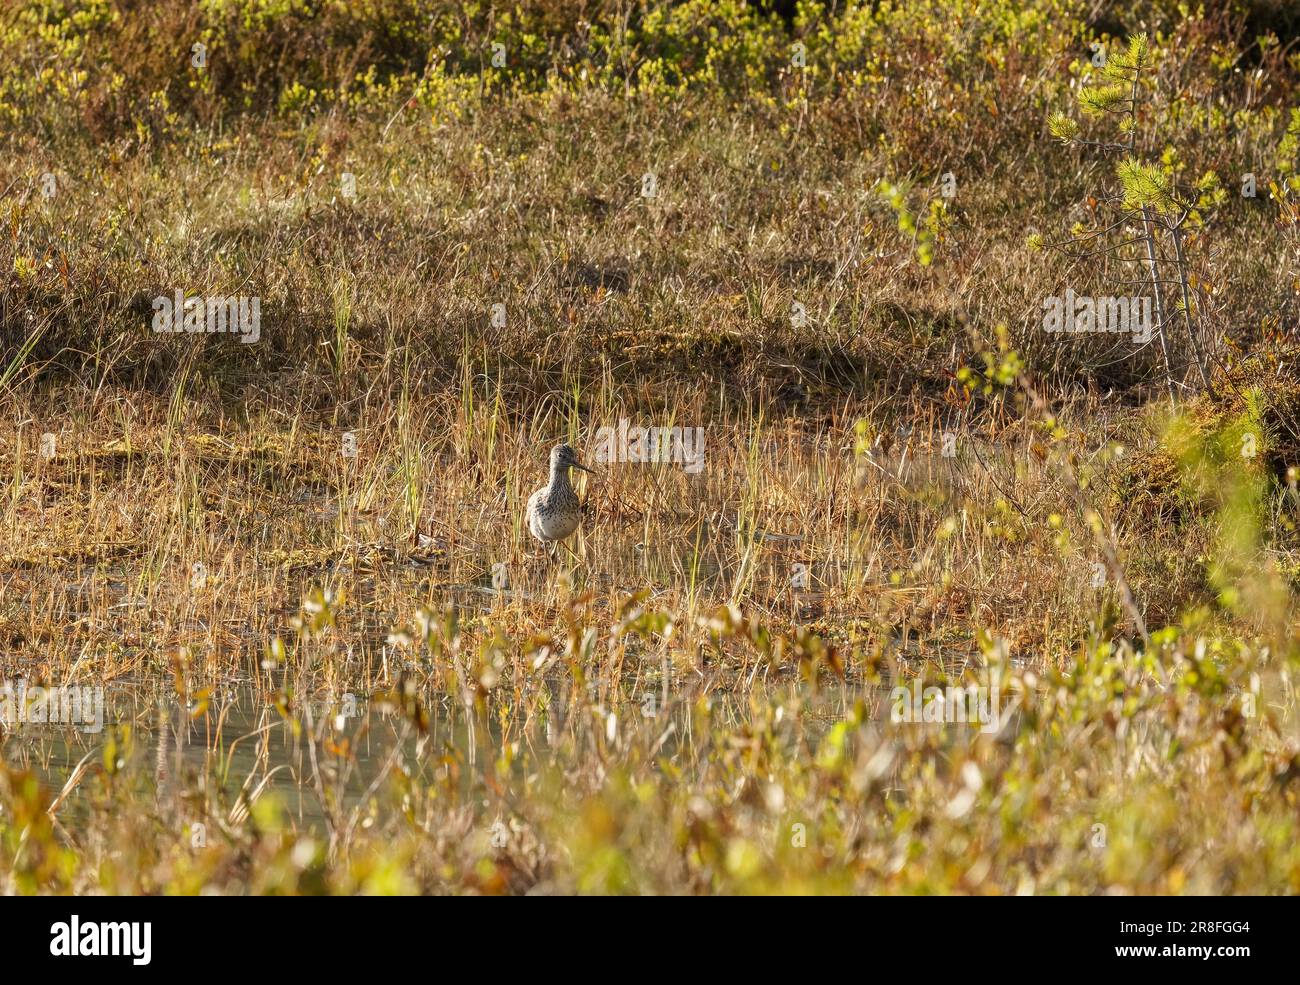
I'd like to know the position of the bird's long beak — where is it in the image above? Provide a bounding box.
[573,461,593,473]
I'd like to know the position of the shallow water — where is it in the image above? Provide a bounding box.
[5,666,1017,841]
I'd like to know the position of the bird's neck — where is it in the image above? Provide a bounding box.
[547,464,572,494]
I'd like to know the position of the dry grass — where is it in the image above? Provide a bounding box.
[1,0,1299,895]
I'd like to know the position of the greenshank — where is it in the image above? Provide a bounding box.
[526,443,592,555]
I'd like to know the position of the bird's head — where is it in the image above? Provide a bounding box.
[551,443,592,473]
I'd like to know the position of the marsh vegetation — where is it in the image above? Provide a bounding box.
[2,0,1299,894]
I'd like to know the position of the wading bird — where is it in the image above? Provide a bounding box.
[526,443,592,558]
